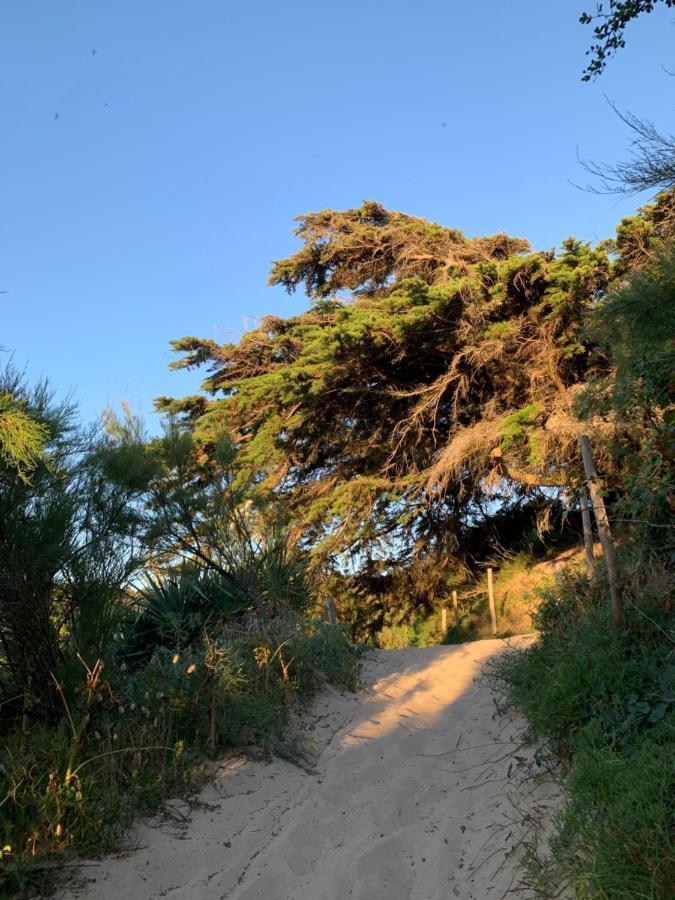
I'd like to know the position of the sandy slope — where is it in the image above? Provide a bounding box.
[60,639,561,900]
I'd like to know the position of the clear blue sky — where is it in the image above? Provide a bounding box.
[1,1,673,428]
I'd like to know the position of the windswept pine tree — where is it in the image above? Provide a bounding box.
[158,192,675,572]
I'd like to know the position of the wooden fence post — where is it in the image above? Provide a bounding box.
[579,435,623,629]
[441,604,447,633]
[579,485,596,578]
[487,567,497,636]
[452,590,458,627]
[325,595,337,625]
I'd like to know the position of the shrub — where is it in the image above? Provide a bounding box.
[494,571,675,898]
[0,386,360,894]
[375,624,416,649]
[0,619,358,895]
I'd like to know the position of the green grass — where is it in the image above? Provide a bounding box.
[493,573,675,899]
[0,620,359,897]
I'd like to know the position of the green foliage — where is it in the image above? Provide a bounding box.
[162,199,673,579]
[285,620,360,693]
[495,571,675,898]
[0,370,149,724]
[329,556,454,643]
[375,623,416,649]
[123,572,224,662]
[0,616,358,894]
[160,194,675,624]
[496,234,675,895]
[552,737,674,898]
[0,391,48,480]
[587,240,674,415]
[0,374,359,894]
[100,409,311,622]
[500,404,541,452]
[348,548,563,649]
[578,230,675,565]
[484,319,514,339]
[580,1,675,80]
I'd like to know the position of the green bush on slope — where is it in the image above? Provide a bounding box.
[495,575,674,899]
[0,614,358,896]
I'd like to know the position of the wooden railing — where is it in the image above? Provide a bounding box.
[440,567,498,635]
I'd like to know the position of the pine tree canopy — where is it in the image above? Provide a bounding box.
[157,194,675,571]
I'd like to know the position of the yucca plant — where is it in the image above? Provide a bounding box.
[123,572,213,661]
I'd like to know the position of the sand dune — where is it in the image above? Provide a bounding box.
[60,639,561,900]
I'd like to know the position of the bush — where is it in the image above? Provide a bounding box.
[0,619,358,895]
[0,384,360,895]
[551,736,674,898]
[0,368,149,726]
[495,572,675,898]
[375,623,416,649]
[286,620,360,693]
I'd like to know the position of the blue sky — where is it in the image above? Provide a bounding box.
[1,1,673,428]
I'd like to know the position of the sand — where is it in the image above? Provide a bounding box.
[60,638,561,900]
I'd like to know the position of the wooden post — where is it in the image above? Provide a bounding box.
[325,595,337,625]
[579,485,596,578]
[579,435,623,629]
[487,567,497,636]
[452,589,458,627]
[441,604,447,633]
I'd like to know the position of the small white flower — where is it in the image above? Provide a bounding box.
[119,705,125,714]
[129,702,136,711]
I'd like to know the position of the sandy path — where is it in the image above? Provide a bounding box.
[61,639,560,900]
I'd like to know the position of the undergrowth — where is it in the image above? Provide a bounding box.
[375,550,566,648]
[494,570,675,899]
[0,618,358,897]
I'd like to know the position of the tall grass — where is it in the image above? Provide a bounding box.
[0,614,358,896]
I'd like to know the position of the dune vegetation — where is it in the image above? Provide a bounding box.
[3,186,672,896]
